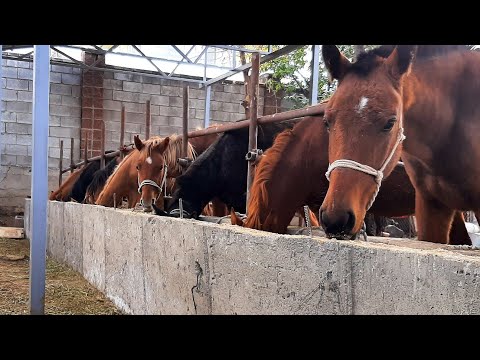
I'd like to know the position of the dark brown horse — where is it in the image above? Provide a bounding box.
[230,115,470,243]
[320,45,476,244]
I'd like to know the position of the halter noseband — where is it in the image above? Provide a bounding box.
[325,114,406,211]
[138,163,168,204]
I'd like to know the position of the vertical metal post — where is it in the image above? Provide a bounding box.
[246,52,260,209]
[204,85,211,128]
[119,105,125,159]
[145,100,151,140]
[70,137,74,173]
[203,46,208,81]
[100,121,105,169]
[83,137,88,167]
[268,45,273,53]
[29,45,50,315]
[0,45,3,158]
[309,45,320,106]
[182,86,189,159]
[58,140,63,186]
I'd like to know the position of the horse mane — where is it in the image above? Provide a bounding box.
[161,134,197,176]
[245,129,294,228]
[351,45,470,77]
[84,156,118,202]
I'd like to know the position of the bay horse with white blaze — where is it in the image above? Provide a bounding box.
[320,45,479,244]
[230,114,470,243]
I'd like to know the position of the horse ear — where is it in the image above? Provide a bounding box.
[230,208,245,227]
[134,135,144,151]
[322,45,352,81]
[385,45,417,79]
[155,137,170,154]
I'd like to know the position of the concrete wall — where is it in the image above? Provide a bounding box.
[2,58,288,215]
[25,199,480,315]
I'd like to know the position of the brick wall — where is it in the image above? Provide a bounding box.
[102,75,267,151]
[1,59,82,169]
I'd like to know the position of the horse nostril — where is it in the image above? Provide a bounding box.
[320,209,329,227]
[346,210,356,233]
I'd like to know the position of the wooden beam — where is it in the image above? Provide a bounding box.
[0,227,25,239]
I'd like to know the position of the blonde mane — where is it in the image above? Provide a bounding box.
[245,129,294,229]
[161,134,197,177]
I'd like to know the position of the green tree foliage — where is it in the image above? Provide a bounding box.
[246,45,374,108]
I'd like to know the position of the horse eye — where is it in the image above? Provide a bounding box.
[136,165,140,170]
[383,118,396,132]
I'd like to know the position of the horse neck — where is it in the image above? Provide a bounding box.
[244,117,328,232]
[96,154,138,204]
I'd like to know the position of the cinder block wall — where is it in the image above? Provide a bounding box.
[1,54,289,215]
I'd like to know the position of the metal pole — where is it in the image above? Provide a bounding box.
[70,137,74,173]
[83,137,88,167]
[204,85,211,128]
[189,102,326,139]
[29,45,50,315]
[100,121,105,169]
[183,86,189,159]
[120,105,125,159]
[58,140,63,187]
[145,100,151,139]
[0,45,3,159]
[309,45,320,105]
[203,46,208,82]
[246,52,260,209]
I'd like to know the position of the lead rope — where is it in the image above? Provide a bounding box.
[325,115,406,212]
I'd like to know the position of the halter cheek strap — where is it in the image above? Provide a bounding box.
[325,116,406,211]
[138,164,168,203]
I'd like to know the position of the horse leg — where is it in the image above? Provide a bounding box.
[415,193,456,244]
[448,211,472,245]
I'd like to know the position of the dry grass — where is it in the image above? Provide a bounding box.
[0,238,122,315]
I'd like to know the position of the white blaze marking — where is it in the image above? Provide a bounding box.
[146,157,152,164]
[357,97,369,113]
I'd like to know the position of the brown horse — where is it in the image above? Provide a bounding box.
[320,45,477,244]
[96,134,197,210]
[132,135,170,212]
[49,168,84,201]
[230,115,470,243]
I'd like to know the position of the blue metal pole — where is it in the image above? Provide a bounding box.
[29,45,50,315]
[310,45,320,105]
[204,85,211,128]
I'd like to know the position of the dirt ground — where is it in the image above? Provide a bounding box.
[0,237,122,315]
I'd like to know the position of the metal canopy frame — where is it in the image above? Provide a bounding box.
[2,45,303,86]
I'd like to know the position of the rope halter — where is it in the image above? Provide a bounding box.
[137,163,168,204]
[325,118,406,211]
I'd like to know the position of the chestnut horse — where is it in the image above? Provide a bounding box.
[320,45,478,244]
[96,135,184,210]
[230,115,470,243]
[49,168,84,201]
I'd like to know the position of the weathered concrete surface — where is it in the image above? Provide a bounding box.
[103,208,146,314]
[25,199,480,314]
[82,204,106,293]
[142,216,210,314]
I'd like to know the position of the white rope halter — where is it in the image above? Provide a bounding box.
[137,163,168,203]
[325,117,406,211]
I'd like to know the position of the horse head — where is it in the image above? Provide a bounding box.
[134,135,170,213]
